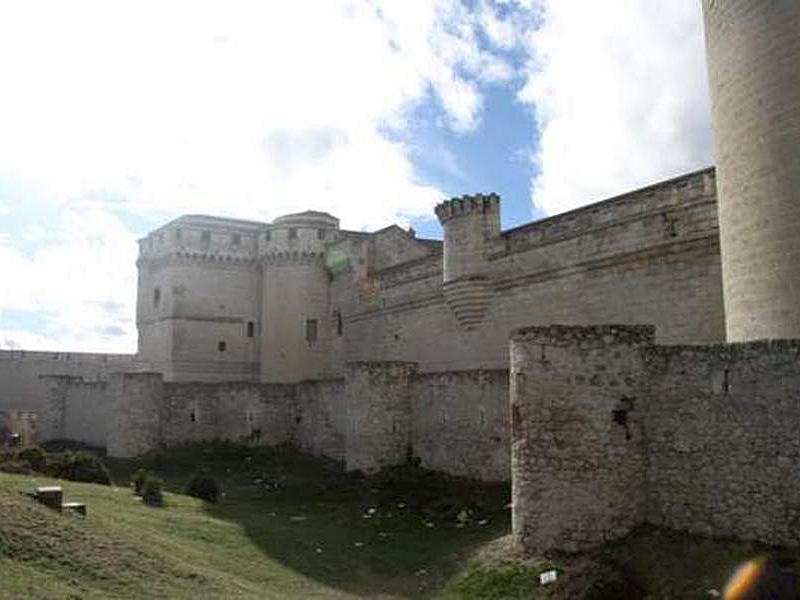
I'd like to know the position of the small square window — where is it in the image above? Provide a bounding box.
[218,340,227,352]
[305,319,318,342]
[289,228,298,240]
[317,229,326,240]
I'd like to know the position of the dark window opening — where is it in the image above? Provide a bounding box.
[305,319,318,343]
[288,228,298,240]
[335,311,343,336]
[190,410,197,423]
[218,340,227,352]
[201,230,211,245]
[232,233,242,246]
[265,230,271,242]
[247,321,255,338]
[317,229,326,240]
[153,287,161,308]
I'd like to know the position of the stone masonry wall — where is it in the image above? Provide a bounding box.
[345,362,418,474]
[644,341,800,546]
[512,325,800,553]
[412,370,509,482]
[510,325,651,554]
[39,376,110,447]
[161,382,295,448]
[293,379,346,461]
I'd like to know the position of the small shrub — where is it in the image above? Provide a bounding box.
[16,446,47,472]
[185,476,220,503]
[141,476,164,507]
[45,451,112,485]
[131,469,148,495]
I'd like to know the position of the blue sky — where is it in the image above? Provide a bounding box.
[0,0,712,352]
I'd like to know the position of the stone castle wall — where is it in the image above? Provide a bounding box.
[511,325,800,553]
[0,351,138,433]
[342,169,724,373]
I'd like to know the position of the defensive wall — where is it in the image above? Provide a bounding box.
[37,364,510,482]
[0,350,139,435]
[340,168,724,373]
[512,325,800,553]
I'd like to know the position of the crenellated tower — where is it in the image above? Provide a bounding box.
[435,194,501,331]
[259,211,339,382]
[702,0,800,341]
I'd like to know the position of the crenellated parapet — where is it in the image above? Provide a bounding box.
[434,193,500,224]
[137,251,260,271]
[260,250,326,267]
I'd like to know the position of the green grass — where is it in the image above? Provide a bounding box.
[0,443,511,599]
[3,443,799,599]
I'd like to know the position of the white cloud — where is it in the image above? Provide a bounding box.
[0,0,521,352]
[0,209,138,352]
[0,201,8,215]
[0,0,514,229]
[520,0,713,215]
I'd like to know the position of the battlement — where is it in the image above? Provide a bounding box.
[435,193,500,224]
[138,215,262,263]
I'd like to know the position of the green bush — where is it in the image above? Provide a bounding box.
[141,476,164,507]
[46,451,112,485]
[185,476,220,503]
[16,447,47,472]
[131,469,148,495]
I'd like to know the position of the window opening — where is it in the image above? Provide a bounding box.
[247,321,255,338]
[218,340,227,352]
[305,319,318,343]
[153,288,161,308]
[289,228,298,240]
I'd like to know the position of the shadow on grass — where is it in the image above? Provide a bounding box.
[109,442,512,598]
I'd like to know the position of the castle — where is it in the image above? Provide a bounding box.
[2,0,799,554]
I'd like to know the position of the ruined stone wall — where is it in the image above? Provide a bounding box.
[511,325,800,552]
[510,325,651,554]
[644,341,800,546]
[411,370,509,482]
[293,378,346,461]
[38,376,111,447]
[160,382,295,448]
[343,169,724,373]
[0,350,138,430]
[344,362,418,474]
[107,372,164,458]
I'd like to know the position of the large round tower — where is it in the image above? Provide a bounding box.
[702,1,800,341]
[259,211,339,383]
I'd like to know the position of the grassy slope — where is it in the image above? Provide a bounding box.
[3,444,797,599]
[0,445,510,599]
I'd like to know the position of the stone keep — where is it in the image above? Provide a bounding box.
[702,0,800,341]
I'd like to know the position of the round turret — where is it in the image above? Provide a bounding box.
[702,1,800,341]
[435,194,500,283]
[259,211,340,383]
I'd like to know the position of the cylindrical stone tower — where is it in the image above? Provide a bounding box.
[259,211,339,383]
[702,1,800,341]
[435,194,500,331]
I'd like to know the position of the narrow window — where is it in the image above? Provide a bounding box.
[335,310,343,336]
[305,319,318,343]
[190,409,197,423]
[247,321,255,338]
[174,228,182,241]
[265,230,272,242]
[218,340,227,352]
[232,233,242,246]
[288,228,298,240]
[317,229,326,240]
[153,287,161,308]
[201,230,211,245]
